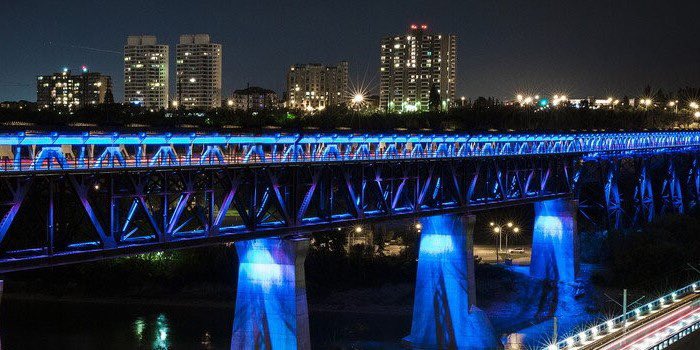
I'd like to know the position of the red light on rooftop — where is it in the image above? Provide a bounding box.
[421,24,428,29]
[410,24,418,29]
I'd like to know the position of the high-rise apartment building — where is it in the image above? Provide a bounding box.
[380,25,456,112]
[176,34,222,109]
[37,67,112,113]
[124,35,169,109]
[286,62,348,111]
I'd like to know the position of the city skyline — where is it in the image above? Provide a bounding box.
[2,1,700,103]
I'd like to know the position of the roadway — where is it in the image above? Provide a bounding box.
[586,293,699,350]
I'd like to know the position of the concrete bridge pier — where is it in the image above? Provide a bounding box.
[404,214,501,350]
[231,236,311,350]
[529,199,579,282]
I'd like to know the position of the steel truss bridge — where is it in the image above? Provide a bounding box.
[0,131,699,271]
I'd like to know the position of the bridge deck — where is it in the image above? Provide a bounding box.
[0,131,698,173]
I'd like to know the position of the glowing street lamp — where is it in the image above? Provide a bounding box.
[352,93,365,104]
[694,111,700,119]
[489,221,520,262]
[690,101,699,110]
[354,226,363,233]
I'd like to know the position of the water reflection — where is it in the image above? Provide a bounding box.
[129,314,172,349]
[153,314,169,349]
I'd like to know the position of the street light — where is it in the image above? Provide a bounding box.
[352,93,365,104]
[354,226,362,233]
[694,111,700,119]
[668,100,679,113]
[489,221,520,262]
[690,101,699,110]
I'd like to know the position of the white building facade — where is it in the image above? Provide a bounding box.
[176,34,222,109]
[380,25,456,112]
[124,35,169,109]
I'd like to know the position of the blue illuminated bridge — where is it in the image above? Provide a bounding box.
[0,130,698,270]
[2,130,700,349]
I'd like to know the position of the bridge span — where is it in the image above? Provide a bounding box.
[0,130,698,271]
[1,130,700,349]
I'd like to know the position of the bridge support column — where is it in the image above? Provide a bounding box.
[404,214,500,350]
[530,199,579,282]
[231,236,311,350]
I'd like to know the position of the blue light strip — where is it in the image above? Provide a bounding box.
[0,131,698,172]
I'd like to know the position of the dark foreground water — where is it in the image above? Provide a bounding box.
[0,298,410,350]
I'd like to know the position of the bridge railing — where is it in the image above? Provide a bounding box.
[547,280,700,350]
[1,131,700,173]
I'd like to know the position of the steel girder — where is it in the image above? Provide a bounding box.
[0,156,574,271]
[576,150,699,231]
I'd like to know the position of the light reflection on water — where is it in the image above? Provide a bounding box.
[0,298,407,349]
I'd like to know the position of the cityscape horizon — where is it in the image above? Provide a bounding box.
[2,1,699,103]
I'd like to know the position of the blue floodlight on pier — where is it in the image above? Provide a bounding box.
[232,236,311,349]
[530,199,579,282]
[405,214,501,349]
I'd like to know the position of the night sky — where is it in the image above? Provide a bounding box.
[1,0,699,102]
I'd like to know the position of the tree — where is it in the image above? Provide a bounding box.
[429,84,441,111]
[104,87,114,105]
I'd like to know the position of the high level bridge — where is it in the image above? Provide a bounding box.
[2,130,700,349]
[0,131,697,271]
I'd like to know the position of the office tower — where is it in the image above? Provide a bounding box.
[380,24,456,112]
[37,67,112,113]
[124,35,169,109]
[176,34,222,109]
[286,62,348,112]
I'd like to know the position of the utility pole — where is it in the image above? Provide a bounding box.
[622,289,628,334]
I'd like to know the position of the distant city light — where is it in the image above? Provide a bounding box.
[227,99,234,107]
[415,223,423,231]
[690,101,699,109]
[694,111,700,118]
[354,226,362,233]
[189,77,196,83]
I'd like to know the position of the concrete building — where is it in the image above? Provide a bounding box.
[37,67,112,113]
[380,25,456,112]
[176,34,222,109]
[229,86,279,111]
[286,62,348,112]
[124,35,169,109]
